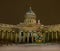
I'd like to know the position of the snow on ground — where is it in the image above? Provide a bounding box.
[0,43,60,51]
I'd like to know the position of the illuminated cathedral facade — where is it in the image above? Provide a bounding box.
[0,7,60,44]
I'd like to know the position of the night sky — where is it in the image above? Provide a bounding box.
[0,0,60,25]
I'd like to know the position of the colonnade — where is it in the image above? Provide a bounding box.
[0,30,19,43]
[43,31,60,43]
[1,29,60,44]
[0,30,37,43]
[19,31,36,43]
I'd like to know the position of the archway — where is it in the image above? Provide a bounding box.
[29,36,32,43]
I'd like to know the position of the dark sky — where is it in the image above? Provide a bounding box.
[0,0,60,25]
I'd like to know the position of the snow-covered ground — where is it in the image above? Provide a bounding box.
[0,43,60,51]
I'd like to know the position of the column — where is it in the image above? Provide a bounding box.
[56,31,58,42]
[6,31,8,40]
[52,31,54,41]
[43,31,46,43]
[31,32,33,43]
[33,32,36,43]
[27,32,29,43]
[59,32,60,42]
[8,31,11,42]
[0,30,1,40]
[19,31,21,43]
[6,31,9,45]
[9,31,11,41]
[15,32,18,42]
[45,31,48,42]
[47,32,49,42]
[2,30,4,40]
[11,31,13,41]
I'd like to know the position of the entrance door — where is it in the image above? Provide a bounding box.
[29,36,32,43]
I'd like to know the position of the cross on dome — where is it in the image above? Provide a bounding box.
[26,6,36,16]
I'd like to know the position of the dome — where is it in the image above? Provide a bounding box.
[26,7,36,16]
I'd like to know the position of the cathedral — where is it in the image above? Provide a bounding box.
[0,7,60,44]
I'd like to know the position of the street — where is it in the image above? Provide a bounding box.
[0,44,60,51]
